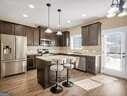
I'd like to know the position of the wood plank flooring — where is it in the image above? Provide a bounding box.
[0,70,127,96]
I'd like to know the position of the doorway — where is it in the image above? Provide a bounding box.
[102,27,127,79]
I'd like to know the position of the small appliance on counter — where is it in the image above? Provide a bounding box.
[0,34,27,78]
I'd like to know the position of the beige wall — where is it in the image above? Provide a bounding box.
[67,16,127,36]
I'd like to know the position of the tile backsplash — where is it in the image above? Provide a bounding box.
[27,46,101,55]
[52,46,101,55]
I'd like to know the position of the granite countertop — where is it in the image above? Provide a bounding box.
[36,55,65,61]
[51,52,101,56]
[36,54,76,62]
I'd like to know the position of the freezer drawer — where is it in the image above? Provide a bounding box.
[1,60,27,78]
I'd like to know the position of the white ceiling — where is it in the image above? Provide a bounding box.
[0,0,111,29]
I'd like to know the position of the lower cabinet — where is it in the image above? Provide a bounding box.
[76,56,101,74]
[27,55,36,70]
[86,56,101,74]
[77,57,86,71]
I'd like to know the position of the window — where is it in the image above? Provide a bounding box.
[71,35,82,49]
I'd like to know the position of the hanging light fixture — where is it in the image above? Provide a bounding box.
[56,9,62,35]
[45,3,53,33]
[107,0,127,18]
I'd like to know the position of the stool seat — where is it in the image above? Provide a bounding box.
[50,65,64,72]
[64,63,74,69]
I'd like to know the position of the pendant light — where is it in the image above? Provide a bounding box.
[45,3,52,33]
[56,9,62,35]
[107,0,127,18]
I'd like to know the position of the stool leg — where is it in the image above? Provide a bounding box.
[62,68,73,87]
[50,70,63,94]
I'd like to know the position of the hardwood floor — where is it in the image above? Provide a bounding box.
[0,70,127,96]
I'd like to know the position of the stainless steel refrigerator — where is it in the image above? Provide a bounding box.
[0,34,27,78]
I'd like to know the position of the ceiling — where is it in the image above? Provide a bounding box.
[0,0,111,29]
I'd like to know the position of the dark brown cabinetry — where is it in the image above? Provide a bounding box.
[39,27,56,40]
[27,55,36,70]
[0,21,15,35]
[0,20,40,46]
[34,28,40,46]
[14,24,26,36]
[86,56,96,74]
[26,27,40,46]
[26,27,34,46]
[85,56,101,74]
[56,31,70,47]
[82,22,101,46]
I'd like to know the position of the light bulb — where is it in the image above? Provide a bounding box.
[45,28,52,33]
[56,31,62,35]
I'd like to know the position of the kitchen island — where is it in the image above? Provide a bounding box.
[36,53,101,88]
[36,55,72,89]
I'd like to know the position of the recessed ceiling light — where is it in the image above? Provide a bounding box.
[23,14,29,18]
[28,4,35,9]
[67,20,71,23]
[58,25,61,27]
[82,14,86,17]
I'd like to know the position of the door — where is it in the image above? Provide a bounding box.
[1,34,15,61]
[16,36,27,60]
[102,27,127,78]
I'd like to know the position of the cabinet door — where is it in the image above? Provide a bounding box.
[56,31,70,47]
[63,31,70,46]
[82,22,101,46]
[34,28,40,46]
[26,27,34,46]
[82,26,89,46]
[15,24,26,36]
[0,21,2,33]
[56,35,63,46]
[86,56,95,74]
[88,23,100,45]
[0,21,15,35]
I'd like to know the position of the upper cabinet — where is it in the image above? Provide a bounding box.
[0,21,15,35]
[0,20,40,46]
[56,31,70,47]
[82,22,101,46]
[26,27,34,46]
[15,24,26,36]
[38,26,56,40]
[33,28,40,46]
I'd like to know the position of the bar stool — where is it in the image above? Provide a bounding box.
[50,60,64,94]
[62,57,74,87]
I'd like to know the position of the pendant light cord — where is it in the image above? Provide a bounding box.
[48,5,50,28]
[58,9,61,31]
[47,3,51,28]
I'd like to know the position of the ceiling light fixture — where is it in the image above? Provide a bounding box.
[107,0,127,18]
[28,4,35,9]
[56,9,62,35]
[67,20,71,23]
[82,14,86,17]
[23,14,28,18]
[45,3,53,33]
